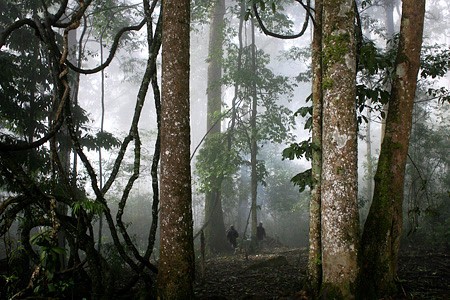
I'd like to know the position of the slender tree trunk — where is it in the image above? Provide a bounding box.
[360,0,425,298]
[204,0,228,254]
[158,0,195,298]
[365,97,374,202]
[97,31,105,253]
[233,1,246,235]
[237,167,248,233]
[320,0,359,298]
[249,17,258,244]
[307,0,323,294]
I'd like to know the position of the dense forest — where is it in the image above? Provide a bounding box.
[0,0,449,299]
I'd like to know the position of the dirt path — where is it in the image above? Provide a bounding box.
[194,246,449,299]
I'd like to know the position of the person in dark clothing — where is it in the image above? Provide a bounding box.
[256,222,266,241]
[226,225,239,249]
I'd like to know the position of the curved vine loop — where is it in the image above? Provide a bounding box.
[252,0,313,39]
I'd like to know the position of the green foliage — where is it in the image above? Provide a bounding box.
[426,87,449,104]
[0,1,159,298]
[191,0,214,25]
[72,198,104,215]
[290,169,311,193]
[0,6,58,191]
[29,230,74,296]
[195,133,241,193]
[90,0,144,48]
[243,0,295,35]
[357,38,396,76]
[282,139,312,161]
[281,94,313,190]
[420,45,450,79]
[30,231,66,263]
[355,38,397,114]
[81,131,121,151]
[222,46,296,146]
[201,23,297,194]
[419,45,450,104]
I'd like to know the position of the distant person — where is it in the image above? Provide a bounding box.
[226,225,239,249]
[256,222,266,241]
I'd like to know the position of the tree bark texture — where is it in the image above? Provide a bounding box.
[321,0,359,298]
[307,0,323,294]
[204,0,229,254]
[158,0,195,298]
[360,0,425,298]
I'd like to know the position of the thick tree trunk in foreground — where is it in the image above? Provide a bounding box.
[204,0,229,254]
[320,0,359,298]
[307,0,323,295]
[360,0,425,298]
[158,0,195,298]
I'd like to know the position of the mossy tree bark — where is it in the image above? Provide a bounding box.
[204,0,229,254]
[321,0,359,298]
[307,0,323,295]
[359,0,425,298]
[158,0,195,298]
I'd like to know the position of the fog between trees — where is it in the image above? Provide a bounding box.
[0,0,448,298]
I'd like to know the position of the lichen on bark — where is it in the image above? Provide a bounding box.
[320,0,359,298]
[158,0,195,298]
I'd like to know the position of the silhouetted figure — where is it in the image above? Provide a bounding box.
[226,225,239,249]
[256,222,266,241]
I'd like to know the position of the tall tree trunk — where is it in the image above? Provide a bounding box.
[158,0,195,298]
[359,0,425,298]
[204,0,228,254]
[320,0,359,298]
[97,30,106,253]
[249,17,258,244]
[307,0,323,294]
[233,1,246,235]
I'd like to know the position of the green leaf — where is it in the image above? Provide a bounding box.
[259,0,266,11]
[51,246,67,255]
[294,106,311,118]
[291,169,312,192]
[244,9,252,21]
[304,117,312,130]
[282,139,312,161]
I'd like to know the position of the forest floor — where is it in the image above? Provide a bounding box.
[193,243,450,299]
